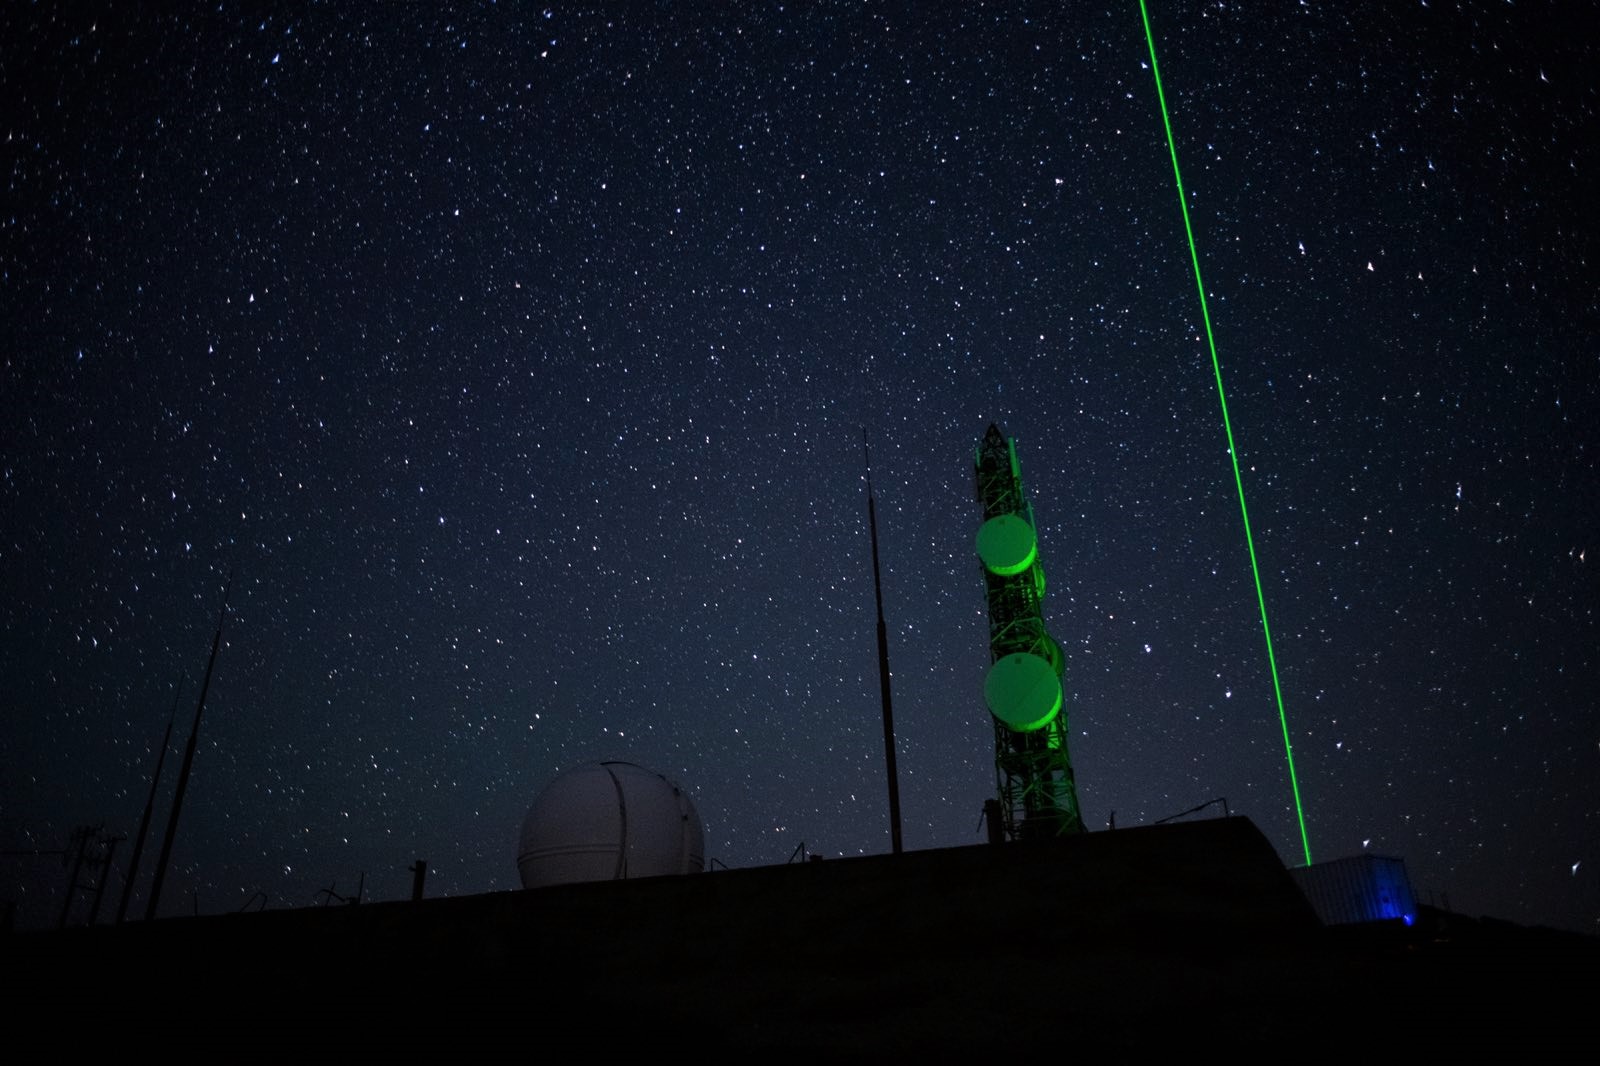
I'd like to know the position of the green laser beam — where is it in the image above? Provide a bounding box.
[1137,0,1312,866]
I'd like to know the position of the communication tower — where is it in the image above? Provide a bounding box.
[974,424,1085,839]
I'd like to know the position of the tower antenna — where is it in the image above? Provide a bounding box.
[115,672,182,923]
[863,429,904,855]
[146,572,232,920]
[974,424,1084,839]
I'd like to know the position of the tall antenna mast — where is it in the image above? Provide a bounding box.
[863,430,904,855]
[146,573,232,920]
[116,673,182,923]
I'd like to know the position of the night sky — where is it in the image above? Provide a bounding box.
[4,2,1595,935]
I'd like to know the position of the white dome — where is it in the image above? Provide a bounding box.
[517,761,704,889]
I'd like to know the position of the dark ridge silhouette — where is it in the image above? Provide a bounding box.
[11,818,1596,1051]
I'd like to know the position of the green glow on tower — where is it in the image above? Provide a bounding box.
[1138,0,1313,866]
[976,514,1039,577]
[984,652,1063,733]
[975,424,1084,839]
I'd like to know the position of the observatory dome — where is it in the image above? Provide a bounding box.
[517,761,705,889]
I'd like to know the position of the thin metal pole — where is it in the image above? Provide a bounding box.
[57,827,90,930]
[863,430,903,855]
[117,677,181,924]
[147,574,232,921]
[88,836,120,925]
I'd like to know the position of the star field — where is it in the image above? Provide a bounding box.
[2,3,1595,933]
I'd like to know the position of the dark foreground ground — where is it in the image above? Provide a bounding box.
[6,818,1595,1053]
